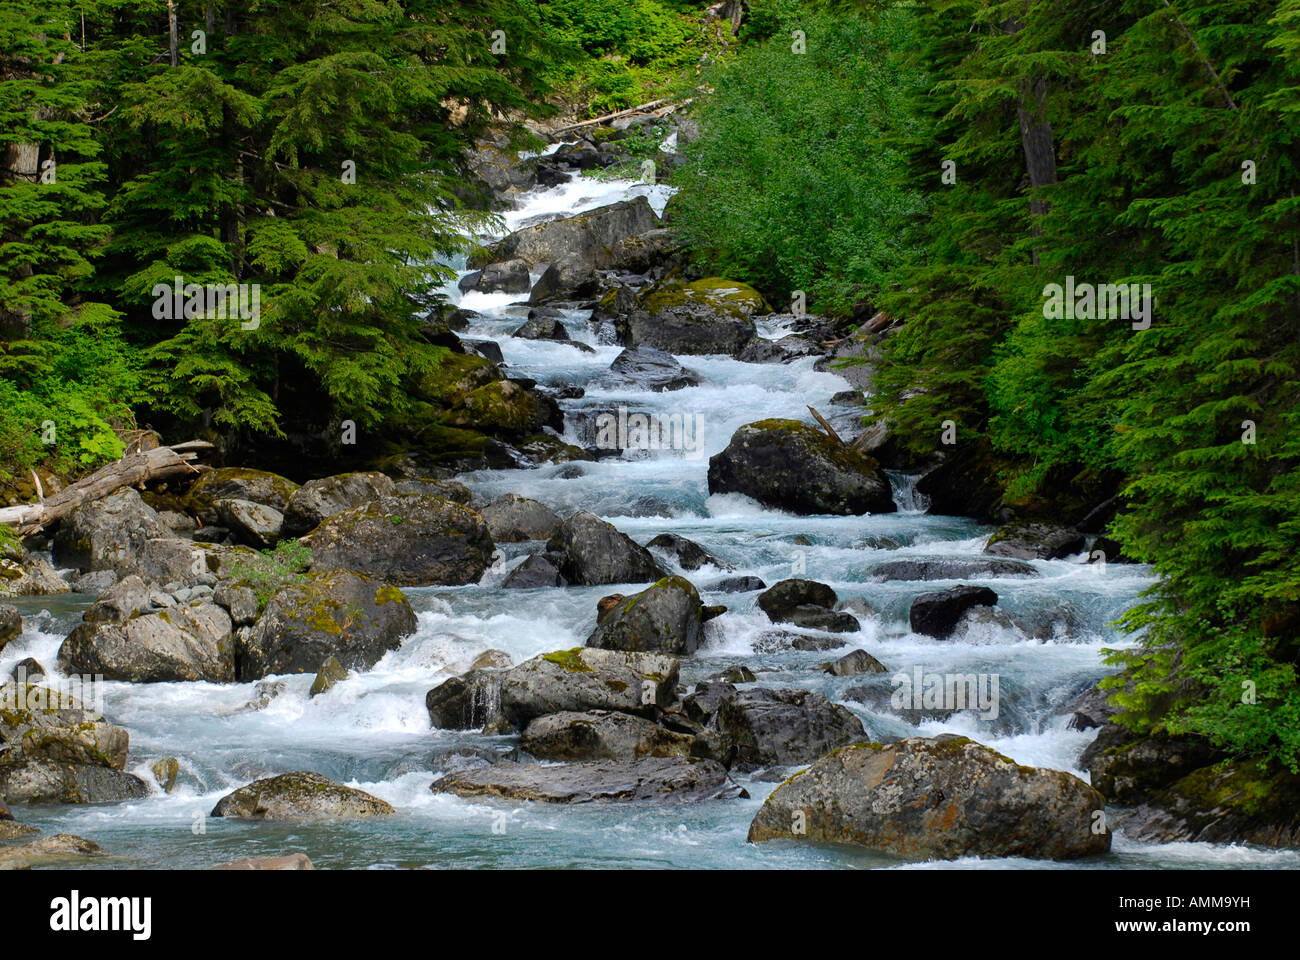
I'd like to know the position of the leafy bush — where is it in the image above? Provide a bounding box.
[227,540,314,610]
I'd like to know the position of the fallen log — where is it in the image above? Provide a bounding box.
[807,406,844,447]
[550,97,693,136]
[0,441,213,535]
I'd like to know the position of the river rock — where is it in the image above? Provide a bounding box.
[183,467,300,520]
[737,335,822,364]
[528,254,597,304]
[646,533,727,571]
[0,605,19,649]
[58,602,235,683]
[753,630,848,653]
[304,494,494,586]
[477,257,531,294]
[211,771,395,821]
[546,511,664,586]
[309,656,349,697]
[870,557,1040,581]
[707,575,766,593]
[1086,731,1222,805]
[598,346,700,392]
[512,309,570,341]
[521,710,695,762]
[619,278,763,356]
[425,669,506,731]
[909,585,998,639]
[210,853,316,870]
[83,575,152,624]
[214,498,284,547]
[747,736,1110,860]
[282,471,398,535]
[430,756,740,803]
[984,521,1086,560]
[212,582,259,625]
[682,682,737,724]
[825,649,888,677]
[606,228,683,274]
[708,419,896,515]
[757,578,837,621]
[473,197,659,272]
[393,478,474,504]
[716,687,865,766]
[0,833,107,868]
[496,647,679,730]
[480,494,562,542]
[585,576,704,655]
[236,569,417,679]
[51,488,176,573]
[443,379,564,437]
[3,552,71,595]
[502,551,568,587]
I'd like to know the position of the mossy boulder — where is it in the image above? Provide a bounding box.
[183,467,300,521]
[708,419,896,515]
[430,756,740,804]
[0,605,19,650]
[1086,730,1223,805]
[211,771,395,822]
[747,736,1111,861]
[444,379,563,437]
[617,278,765,357]
[411,351,502,405]
[235,569,417,679]
[52,487,177,573]
[984,520,1086,561]
[282,471,398,535]
[470,196,659,270]
[584,575,705,656]
[303,493,494,587]
[480,494,562,542]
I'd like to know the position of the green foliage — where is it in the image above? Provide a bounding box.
[670,4,924,313]
[228,540,314,610]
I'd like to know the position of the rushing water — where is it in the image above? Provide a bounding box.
[4,164,1296,871]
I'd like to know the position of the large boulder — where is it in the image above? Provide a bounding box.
[716,688,865,766]
[472,197,659,271]
[520,710,695,762]
[501,552,568,588]
[214,498,284,547]
[480,494,562,542]
[708,420,896,515]
[646,533,726,571]
[546,511,664,586]
[527,253,597,304]
[496,647,679,731]
[909,585,998,639]
[747,737,1110,861]
[619,278,765,356]
[283,471,398,535]
[443,379,564,437]
[0,682,148,804]
[757,579,838,621]
[476,257,531,294]
[606,228,683,274]
[304,494,494,586]
[51,488,176,572]
[585,576,704,656]
[425,669,508,731]
[512,309,571,341]
[1,551,70,596]
[596,346,700,392]
[211,771,394,821]
[59,601,235,683]
[0,833,108,868]
[984,521,1086,561]
[430,756,740,803]
[183,467,300,521]
[0,605,19,650]
[236,569,417,679]
[1086,731,1222,805]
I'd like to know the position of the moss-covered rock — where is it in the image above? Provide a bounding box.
[58,601,235,683]
[236,569,417,679]
[430,756,741,803]
[444,379,563,437]
[708,419,896,515]
[183,467,300,520]
[616,277,764,357]
[584,575,705,656]
[211,771,394,822]
[545,511,665,586]
[282,471,398,535]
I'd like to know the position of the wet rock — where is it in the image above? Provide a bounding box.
[716,688,865,766]
[212,582,259,626]
[304,494,494,586]
[784,607,860,633]
[425,670,506,731]
[480,494,562,542]
[747,737,1110,860]
[2,551,70,596]
[59,602,235,683]
[52,488,176,573]
[545,511,664,586]
[585,576,704,656]
[870,557,1040,581]
[646,533,727,571]
[309,656,350,697]
[70,569,118,595]
[711,665,756,684]
[496,647,680,730]
[512,310,571,340]
[468,649,514,671]
[737,335,822,364]
[984,521,1086,561]
[752,630,847,653]
[682,682,737,724]
[152,757,180,793]
[473,197,659,272]
[443,379,564,438]
[1059,682,1119,732]
[909,585,998,639]
[1087,732,1223,805]
[9,658,44,683]
[283,471,398,535]
[521,710,695,762]
[597,346,700,392]
[0,833,107,868]
[528,254,597,304]
[430,756,742,803]
[757,578,837,622]
[0,819,40,841]
[707,575,766,593]
[619,277,766,356]
[477,257,531,294]
[236,569,417,679]
[211,771,395,821]
[214,498,284,548]
[825,649,888,677]
[709,420,895,515]
[209,853,315,870]
[502,551,568,588]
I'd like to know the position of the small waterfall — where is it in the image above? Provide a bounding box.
[886,470,930,513]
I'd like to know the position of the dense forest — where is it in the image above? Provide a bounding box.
[2,0,1298,849]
